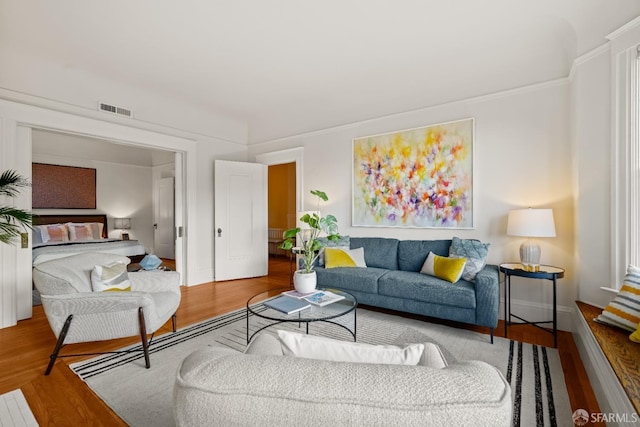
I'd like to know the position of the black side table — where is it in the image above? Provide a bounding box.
[500,263,565,348]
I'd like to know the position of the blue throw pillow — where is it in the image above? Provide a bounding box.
[448,237,490,281]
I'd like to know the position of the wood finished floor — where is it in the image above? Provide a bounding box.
[0,257,602,426]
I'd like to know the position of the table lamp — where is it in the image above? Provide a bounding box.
[114,217,131,240]
[506,208,556,272]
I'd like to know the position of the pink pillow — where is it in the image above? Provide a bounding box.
[67,223,94,241]
[41,224,69,243]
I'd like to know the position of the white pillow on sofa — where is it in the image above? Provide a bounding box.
[276,330,424,365]
[91,262,131,292]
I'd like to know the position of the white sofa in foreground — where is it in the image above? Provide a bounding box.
[173,332,511,426]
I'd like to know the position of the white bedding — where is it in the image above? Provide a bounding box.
[32,239,147,265]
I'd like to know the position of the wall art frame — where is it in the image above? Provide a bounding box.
[32,163,97,209]
[352,118,474,229]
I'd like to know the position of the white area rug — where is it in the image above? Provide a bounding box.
[71,306,573,427]
[0,389,38,427]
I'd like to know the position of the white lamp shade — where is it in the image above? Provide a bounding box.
[297,211,319,230]
[506,208,556,237]
[114,217,131,230]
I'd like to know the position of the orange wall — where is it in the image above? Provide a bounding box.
[268,162,296,229]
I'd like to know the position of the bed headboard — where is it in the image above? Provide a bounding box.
[33,214,109,238]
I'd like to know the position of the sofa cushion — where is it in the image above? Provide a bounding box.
[315,266,388,294]
[379,270,476,309]
[398,240,451,271]
[324,247,367,268]
[277,330,425,365]
[449,237,490,281]
[350,237,399,270]
[420,252,466,283]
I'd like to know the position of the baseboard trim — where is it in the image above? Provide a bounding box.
[573,303,636,423]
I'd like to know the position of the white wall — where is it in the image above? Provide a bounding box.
[570,47,613,309]
[250,81,576,330]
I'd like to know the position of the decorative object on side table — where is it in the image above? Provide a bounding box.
[279,190,341,294]
[139,254,163,270]
[506,208,556,272]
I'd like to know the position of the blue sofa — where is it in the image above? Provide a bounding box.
[314,237,500,342]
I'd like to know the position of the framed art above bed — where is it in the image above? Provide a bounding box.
[32,163,96,209]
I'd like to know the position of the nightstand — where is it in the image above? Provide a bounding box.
[500,263,565,347]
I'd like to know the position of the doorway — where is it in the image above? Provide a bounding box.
[267,162,296,269]
[31,128,183,275]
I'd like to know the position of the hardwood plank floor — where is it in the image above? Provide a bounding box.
[0,257,601,425]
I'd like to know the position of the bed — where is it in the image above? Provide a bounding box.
[32,214,147,265]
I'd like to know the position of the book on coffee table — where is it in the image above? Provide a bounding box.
[304,290,345,307]
[263,295,311,314]
[282,289,322,299]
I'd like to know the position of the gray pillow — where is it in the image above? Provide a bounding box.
[448,237,490,281]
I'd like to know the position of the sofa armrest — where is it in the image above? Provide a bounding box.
[130,270,181,294]
[474,264,500,328]
[245,333,285,356]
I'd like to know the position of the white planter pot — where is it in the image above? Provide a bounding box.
[293,270,317,294]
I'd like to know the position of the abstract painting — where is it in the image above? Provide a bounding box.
[352,118,474,228]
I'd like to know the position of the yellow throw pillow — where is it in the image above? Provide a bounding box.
[324,247,367,268]
[630,323,640,343]
[420,252,467,283]
[595,264,640,331]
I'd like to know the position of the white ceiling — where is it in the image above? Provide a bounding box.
[32,129,175,167]
[2,1,640,143]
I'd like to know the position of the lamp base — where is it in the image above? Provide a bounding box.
[519,239,541,272]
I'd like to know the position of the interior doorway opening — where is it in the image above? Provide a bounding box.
[267,162,296,272]
[31,128,183,273]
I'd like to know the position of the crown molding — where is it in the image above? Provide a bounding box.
[606,16,640,41]
[568,43,611,82]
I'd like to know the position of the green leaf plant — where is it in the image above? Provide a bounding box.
[0,170,33,245]
[279,190,341,274]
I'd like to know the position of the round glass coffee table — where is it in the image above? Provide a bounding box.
[246,288,357,344]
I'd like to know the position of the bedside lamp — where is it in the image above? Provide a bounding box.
[114,217,131,240]
[507,208,556,272]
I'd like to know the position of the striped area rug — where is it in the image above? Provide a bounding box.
[71,306,572,427]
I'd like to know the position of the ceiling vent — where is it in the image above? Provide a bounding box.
[98,102,133,118]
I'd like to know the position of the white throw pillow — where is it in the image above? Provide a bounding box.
[276,330,424,365]
[91,262,131,292]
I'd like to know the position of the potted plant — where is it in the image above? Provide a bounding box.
[0,170,33,245]
[279,190,340,293]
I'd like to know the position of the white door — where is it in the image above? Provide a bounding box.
[173,152,185,284]
[154,177,175,259]
[214,160,268,281]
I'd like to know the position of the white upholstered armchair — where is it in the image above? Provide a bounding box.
[32,252,181,375]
